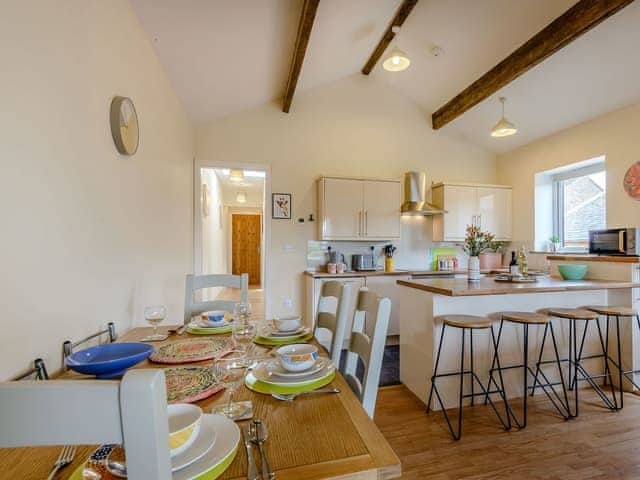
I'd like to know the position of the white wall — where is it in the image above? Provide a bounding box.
[200,169,227,300]
[0,0,194,379]
[497,101,640,249]
[197,75,497,316]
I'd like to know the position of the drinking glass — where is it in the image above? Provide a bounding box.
[210,354,248,419]
[233,321,257,365]
[233,302,252,323]
[143,305,167,341]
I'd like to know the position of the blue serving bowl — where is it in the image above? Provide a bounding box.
[65,342,154,378]
[557,263,588,280]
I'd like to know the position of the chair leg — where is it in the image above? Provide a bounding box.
[427,323,447,414]
[549,324,571,419]
[489,326,511,430]
[485,319,504,405]
[616,315,623,409]
[470,329,474,406]
[530,323,549,397]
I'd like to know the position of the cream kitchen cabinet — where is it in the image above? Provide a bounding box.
[318,177,401,241]
[432,183,512,242]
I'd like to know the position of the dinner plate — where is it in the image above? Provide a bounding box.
[259,326,310,340]
[252,359,335,386]
[172,414,217,471]
[270,359,326,379]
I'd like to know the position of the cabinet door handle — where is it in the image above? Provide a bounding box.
[478,214,481,230]
[358,211,362,236]
[364,211,368,236]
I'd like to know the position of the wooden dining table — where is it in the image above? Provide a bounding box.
[0,325,401,479]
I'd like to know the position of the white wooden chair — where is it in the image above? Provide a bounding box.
[0,369,171,480]
[313,281,353,366]
[184,273,249,323]
[343,289,391,418]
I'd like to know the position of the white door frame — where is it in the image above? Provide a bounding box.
[194,160,272,318]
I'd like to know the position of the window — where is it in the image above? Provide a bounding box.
[553,163,606,251]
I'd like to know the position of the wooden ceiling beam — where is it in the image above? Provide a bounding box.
[361,0,419,75]
[431,0,635,130]
[283,0,320,113]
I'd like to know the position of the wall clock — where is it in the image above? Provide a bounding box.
[110,96,139,156]
[623,161,640,201]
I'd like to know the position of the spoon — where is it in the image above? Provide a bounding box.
[82,468,102,480]
[250,419,275,479]
[105,460,127,478]
[271,387,340,401]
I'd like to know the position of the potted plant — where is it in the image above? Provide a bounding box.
[479,240,504,270]
[463,225,493,282]
[548,235,560,252]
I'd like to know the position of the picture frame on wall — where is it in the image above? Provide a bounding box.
[272,193,292,219]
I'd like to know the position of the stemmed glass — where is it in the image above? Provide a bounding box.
[210,354,249,419]
[233,302,252,324]
[233,321,257,365]
[143,305,168,341]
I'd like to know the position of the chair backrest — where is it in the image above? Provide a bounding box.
[62,322,117,369]
[12,358,49,381]
[0,369,171,480]
[184,273,249,323]
[343,289,391,418]
[314,281,353,366]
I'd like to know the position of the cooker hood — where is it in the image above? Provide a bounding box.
[401,171,447,216]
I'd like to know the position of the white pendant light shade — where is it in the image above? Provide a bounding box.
[236,192,247,203]
[490,97,517,137]
[383,47,410,72]
[229,169,244,182]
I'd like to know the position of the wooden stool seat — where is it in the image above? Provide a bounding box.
[438,315,494,329]
[501,311,551,324]
[583,305,638,317]
[546,308,599,320]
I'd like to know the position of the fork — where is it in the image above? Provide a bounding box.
[47,445,76,480]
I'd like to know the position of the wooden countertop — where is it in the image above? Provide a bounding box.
[546,254,640,263]
[397,276,640,297]
[0,326,401,480]
[304,269,505,278]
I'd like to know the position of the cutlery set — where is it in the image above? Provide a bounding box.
[243,418,275,480]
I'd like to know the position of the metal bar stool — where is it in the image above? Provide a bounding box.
[487,311,570,428]
[426,315,510,440]
[584,305,640,409]
[546,308,618,416]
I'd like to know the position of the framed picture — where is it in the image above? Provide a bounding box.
[272,193,292,219]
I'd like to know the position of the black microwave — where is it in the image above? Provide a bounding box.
[589,228,640,256]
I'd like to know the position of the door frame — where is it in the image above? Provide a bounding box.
[194,160,271,318]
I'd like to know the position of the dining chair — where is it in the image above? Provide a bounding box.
[0,369,172,479]
[12,358,49,381]
[313,281,354,366]
[184,273,249,323]
[343,289,392,418]
[62,322,117,369]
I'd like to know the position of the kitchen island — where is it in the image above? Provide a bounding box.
[397,276,640,410]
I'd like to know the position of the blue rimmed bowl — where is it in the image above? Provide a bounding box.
[65,342,154,378]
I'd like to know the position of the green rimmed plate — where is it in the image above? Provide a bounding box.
[187,325,233,335]
[68,414,239,480]
[245,368,336,395]
[253,331,313,346]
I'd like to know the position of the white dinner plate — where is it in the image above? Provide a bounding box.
[191,319,232,329]
[174,414,240,480]
[270,359,326,379]
[171,415,216,472]
[259,326,310,339]
[252,359,335,386]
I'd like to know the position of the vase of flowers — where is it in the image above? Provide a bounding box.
[463,225,494,282]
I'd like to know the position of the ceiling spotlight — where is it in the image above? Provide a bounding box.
[236,192,247,203]
[229,169,244,182]
[490,97,517,137]
[383,26,410,72]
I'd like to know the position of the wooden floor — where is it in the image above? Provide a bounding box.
[374,385,640,479]
[215,286,264,318]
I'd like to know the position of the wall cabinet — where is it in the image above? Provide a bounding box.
[432,183,512,242]
[318,177,401,241]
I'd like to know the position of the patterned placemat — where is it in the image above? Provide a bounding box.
[165,367,224,404]
[150,338,234,364]
[253,332,313,346]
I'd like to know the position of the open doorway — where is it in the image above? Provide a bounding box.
[197,166,266,317]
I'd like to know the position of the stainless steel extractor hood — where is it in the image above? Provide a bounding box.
[401,171,447,216]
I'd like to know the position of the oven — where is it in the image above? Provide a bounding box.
[589,228,640,256]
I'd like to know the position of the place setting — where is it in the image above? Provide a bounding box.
[185,310,235,335]
[253,315,313,346]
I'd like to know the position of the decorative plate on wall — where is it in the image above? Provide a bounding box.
[110,96,139,156]
[623,161,640,201]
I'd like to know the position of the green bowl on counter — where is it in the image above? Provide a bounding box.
[557,264,588,280]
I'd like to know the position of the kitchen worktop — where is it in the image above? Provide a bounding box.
[305,269,463,278]
[396,276,640,297]
[546,254,640,263]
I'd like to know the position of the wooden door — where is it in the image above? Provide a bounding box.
[232,214,261,285]
[362,180,401,239]
[321,178,363,239]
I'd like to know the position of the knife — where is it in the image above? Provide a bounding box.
[242,424,260,480]
[176,323,189,335]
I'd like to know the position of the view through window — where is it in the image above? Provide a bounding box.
[555,167,606,250]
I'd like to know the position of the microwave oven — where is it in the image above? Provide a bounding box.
[588,228,640,256]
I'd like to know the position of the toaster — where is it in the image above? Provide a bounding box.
[351,254,377,271]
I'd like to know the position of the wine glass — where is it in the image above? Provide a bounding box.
[233,302,252,323]
[143,305,167,341]
[210,354,248,419]
[233,321,257,365]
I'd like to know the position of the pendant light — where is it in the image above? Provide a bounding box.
[229,169,244,182]
[490,97,517,137]
[236,191,247,203]
[382,26,410,72]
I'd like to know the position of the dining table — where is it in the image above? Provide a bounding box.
[0,324,401,480]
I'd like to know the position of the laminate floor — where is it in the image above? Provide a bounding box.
[374,385,640,479]
[215,286,264,318]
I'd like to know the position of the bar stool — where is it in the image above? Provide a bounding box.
[546,307,617,416]
[584,305,640,409]
[426,315,510,440]
[488,311,570,428]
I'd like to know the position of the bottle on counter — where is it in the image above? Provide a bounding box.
[509,251,518,275]
[517,245,528,276]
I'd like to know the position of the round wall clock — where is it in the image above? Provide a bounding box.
[623,161,640,201]
[109,96,139,156]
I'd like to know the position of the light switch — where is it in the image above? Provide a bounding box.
[283,244,295,252]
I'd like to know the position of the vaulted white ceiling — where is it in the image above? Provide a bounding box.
[130,0,640,153]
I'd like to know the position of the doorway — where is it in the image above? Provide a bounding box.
[232,214,261,286]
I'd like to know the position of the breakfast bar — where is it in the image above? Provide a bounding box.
[397,276,640,410]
